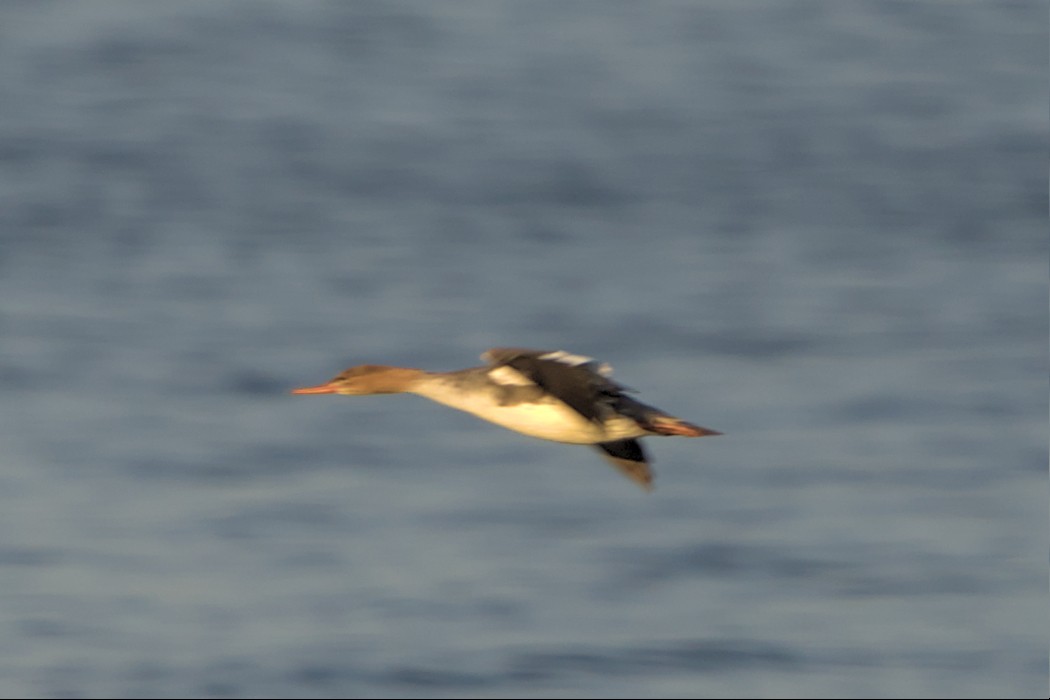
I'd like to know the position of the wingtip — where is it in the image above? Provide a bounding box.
[627,471,655,492]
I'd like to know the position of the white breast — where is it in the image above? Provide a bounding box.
[412,384,644,444]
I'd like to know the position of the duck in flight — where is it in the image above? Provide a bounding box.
[292,348,721,490]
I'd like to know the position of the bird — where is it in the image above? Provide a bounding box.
[291,347,721,490]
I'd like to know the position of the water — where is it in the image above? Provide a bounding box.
[0,2,1045,697]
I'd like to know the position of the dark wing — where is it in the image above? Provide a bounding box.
[481,348,627,423]
[593,439,653,491]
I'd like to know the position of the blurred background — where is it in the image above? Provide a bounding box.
[0,2,1045,698]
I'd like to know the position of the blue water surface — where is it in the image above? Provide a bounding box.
[0,2,1045,698]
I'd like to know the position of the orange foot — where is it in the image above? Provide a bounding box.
[648,418,722,437]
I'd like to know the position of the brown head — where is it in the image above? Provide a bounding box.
[291,365,425,396]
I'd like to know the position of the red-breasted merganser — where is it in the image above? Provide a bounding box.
[292,348,721,490]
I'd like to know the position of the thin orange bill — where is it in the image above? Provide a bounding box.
[291,383,338,394]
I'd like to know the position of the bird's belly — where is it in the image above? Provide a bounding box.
[476,402,608,443]
[425,392,644,444]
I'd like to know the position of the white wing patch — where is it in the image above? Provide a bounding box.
[539,350,614,377]
[487,365,537,387]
